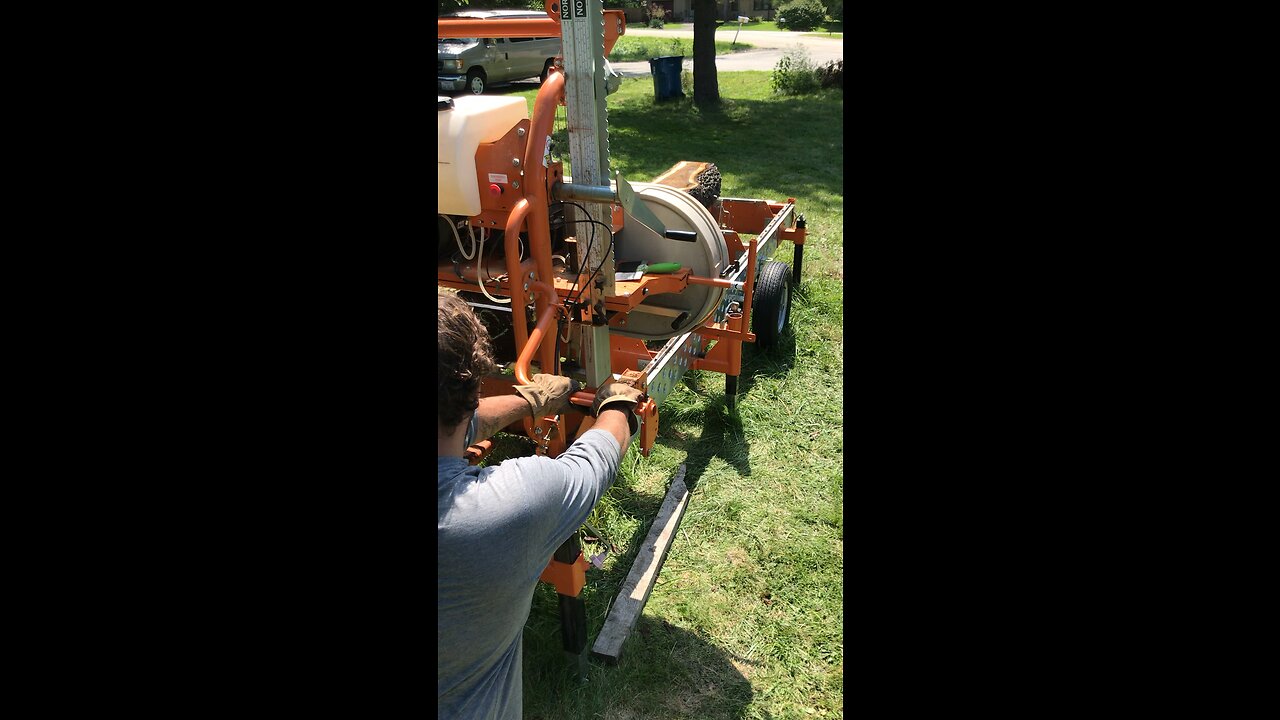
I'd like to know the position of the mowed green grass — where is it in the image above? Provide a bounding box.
[498,73,844,720]
[645,20,843,33]
[607,36,753,61]
[714,20,843,33]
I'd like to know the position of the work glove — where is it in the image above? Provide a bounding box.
[591,383,645,437]
[514,374,580,419]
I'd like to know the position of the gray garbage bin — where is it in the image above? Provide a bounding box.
[649,55,684,101]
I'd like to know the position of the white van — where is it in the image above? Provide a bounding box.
[438,9,562,95]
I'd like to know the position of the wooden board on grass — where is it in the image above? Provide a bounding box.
[590,464,690,664]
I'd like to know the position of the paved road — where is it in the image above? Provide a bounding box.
[608,26,842,77]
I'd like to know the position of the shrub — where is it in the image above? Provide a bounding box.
[776,0,826,31]
[816,59,843,90]
[645,1,665,28]
[771,46,820,95]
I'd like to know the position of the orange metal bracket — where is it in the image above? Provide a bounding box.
[475,120,531,213]
[781,224,807,246]
[635,398,658,457]
[610,335,654,375]
[716,199,777,235]
[539,552,591,596]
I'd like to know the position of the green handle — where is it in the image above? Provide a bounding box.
[645,262,683,274]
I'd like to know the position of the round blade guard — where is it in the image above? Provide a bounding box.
[613,183,728,341]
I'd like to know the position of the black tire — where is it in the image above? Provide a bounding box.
[752,260,792,351]
[466,69,486,95]
[539,59,554,84]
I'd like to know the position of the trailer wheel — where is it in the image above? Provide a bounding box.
[466,69,486,94]
[752,260,792,351]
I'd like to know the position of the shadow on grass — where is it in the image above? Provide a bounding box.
[738,313,799,397]
[522,612,772,720]
[655,390,751,491]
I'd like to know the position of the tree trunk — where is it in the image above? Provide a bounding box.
[692,0,720,107]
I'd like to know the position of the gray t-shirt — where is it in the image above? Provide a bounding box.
[438,428,622,720]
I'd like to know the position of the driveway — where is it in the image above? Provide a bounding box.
[607,26,842,78]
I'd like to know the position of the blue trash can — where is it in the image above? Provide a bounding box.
[649,55,684,101]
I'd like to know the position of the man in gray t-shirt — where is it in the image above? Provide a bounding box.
[438,293,642,720]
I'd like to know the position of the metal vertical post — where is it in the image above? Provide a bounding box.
[562,0,615,388]
[558,0,613,674]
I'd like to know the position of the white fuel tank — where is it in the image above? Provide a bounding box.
[438,95,527,216]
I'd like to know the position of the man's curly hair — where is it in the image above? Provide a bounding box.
[438,293,497,430]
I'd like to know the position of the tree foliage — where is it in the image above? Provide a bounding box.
[824,0,843,23]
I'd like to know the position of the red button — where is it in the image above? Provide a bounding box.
[489,183,502,196]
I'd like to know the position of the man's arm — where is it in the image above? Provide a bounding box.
[472,373,578,443]
[473,377,637,452]
[472,394,534,443]
[589,408,633,456]
[475,395,632,455]
[584,382,644,455]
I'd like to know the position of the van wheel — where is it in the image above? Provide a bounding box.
[539,59,555,84]
[466,69,486,94]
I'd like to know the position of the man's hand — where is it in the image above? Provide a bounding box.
[592,383,645,437]
[591,382,644,417]
[514,373,580,418]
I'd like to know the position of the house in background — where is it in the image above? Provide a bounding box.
[645,0,777,22]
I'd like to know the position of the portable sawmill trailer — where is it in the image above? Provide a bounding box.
[437,0,807,667]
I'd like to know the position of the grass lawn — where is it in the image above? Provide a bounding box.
[498,73,845,720]
[716,20,843,33]
[721,20,785,31]
[608,36,753,62]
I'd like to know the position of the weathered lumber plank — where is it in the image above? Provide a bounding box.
[590,464,691,664]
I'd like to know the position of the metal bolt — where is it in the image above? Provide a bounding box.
[517,128,526,137]
[642,288,649,295]
[512,180,520,189]
[512,158,522,167]
[535,426,543,436]
[529,272,536,279]
[523,283,529,290]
